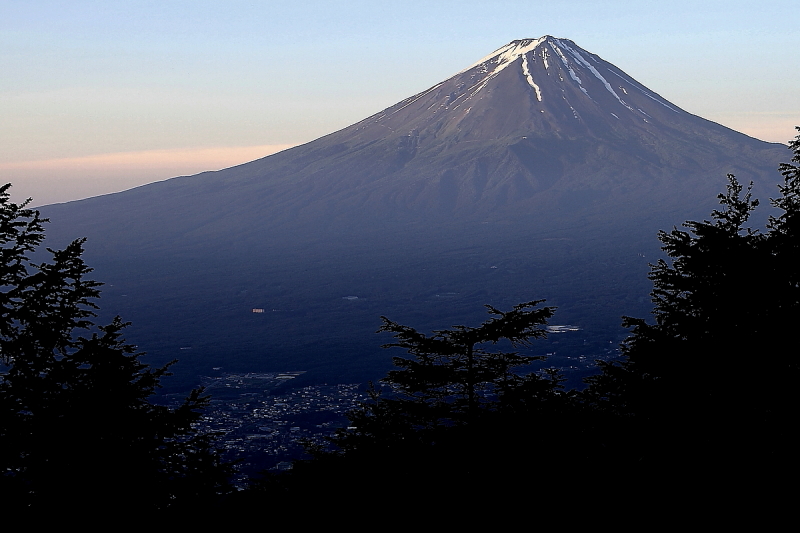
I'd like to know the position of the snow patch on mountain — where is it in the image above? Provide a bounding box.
[549,40,592,99]
[459,38,552,99]
[555,39,635,112]
[461,37,548,74]
[521,53,543,101]
[606,68,681,113]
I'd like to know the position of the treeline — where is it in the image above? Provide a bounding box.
[2,131,799,512]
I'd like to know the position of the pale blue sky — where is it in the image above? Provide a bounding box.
[2,1,798,205]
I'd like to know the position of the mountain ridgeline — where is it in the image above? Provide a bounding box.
[40,36,788,387]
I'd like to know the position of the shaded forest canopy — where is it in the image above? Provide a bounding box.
[2,130,799,510]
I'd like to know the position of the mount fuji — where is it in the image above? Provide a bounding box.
[41,36,788,387]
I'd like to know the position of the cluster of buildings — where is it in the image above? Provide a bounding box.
[182,371,367,485]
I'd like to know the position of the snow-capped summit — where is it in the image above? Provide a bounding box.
[479,36,678,113]
[460,36,551,76]
[349,36,689,147]
[460,36,676,113]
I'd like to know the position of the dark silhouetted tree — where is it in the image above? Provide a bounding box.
[350,300,556,435]
[767,127,800,336]
[251,301,604,510]
[583,129,800,481]
[0,184,230,511]
[312,301,571,480]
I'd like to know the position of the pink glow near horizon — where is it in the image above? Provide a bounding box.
[4,116,795,208]
[1,144,298,207]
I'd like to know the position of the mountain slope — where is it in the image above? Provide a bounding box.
[40,36,788,387]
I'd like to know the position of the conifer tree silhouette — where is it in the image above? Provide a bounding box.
[0,184,230,511]
[583,129,800,481]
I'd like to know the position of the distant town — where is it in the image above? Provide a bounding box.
[165,371,367,486]
[173,328,621,487]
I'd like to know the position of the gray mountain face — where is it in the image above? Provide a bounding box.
[41,37,788,387]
